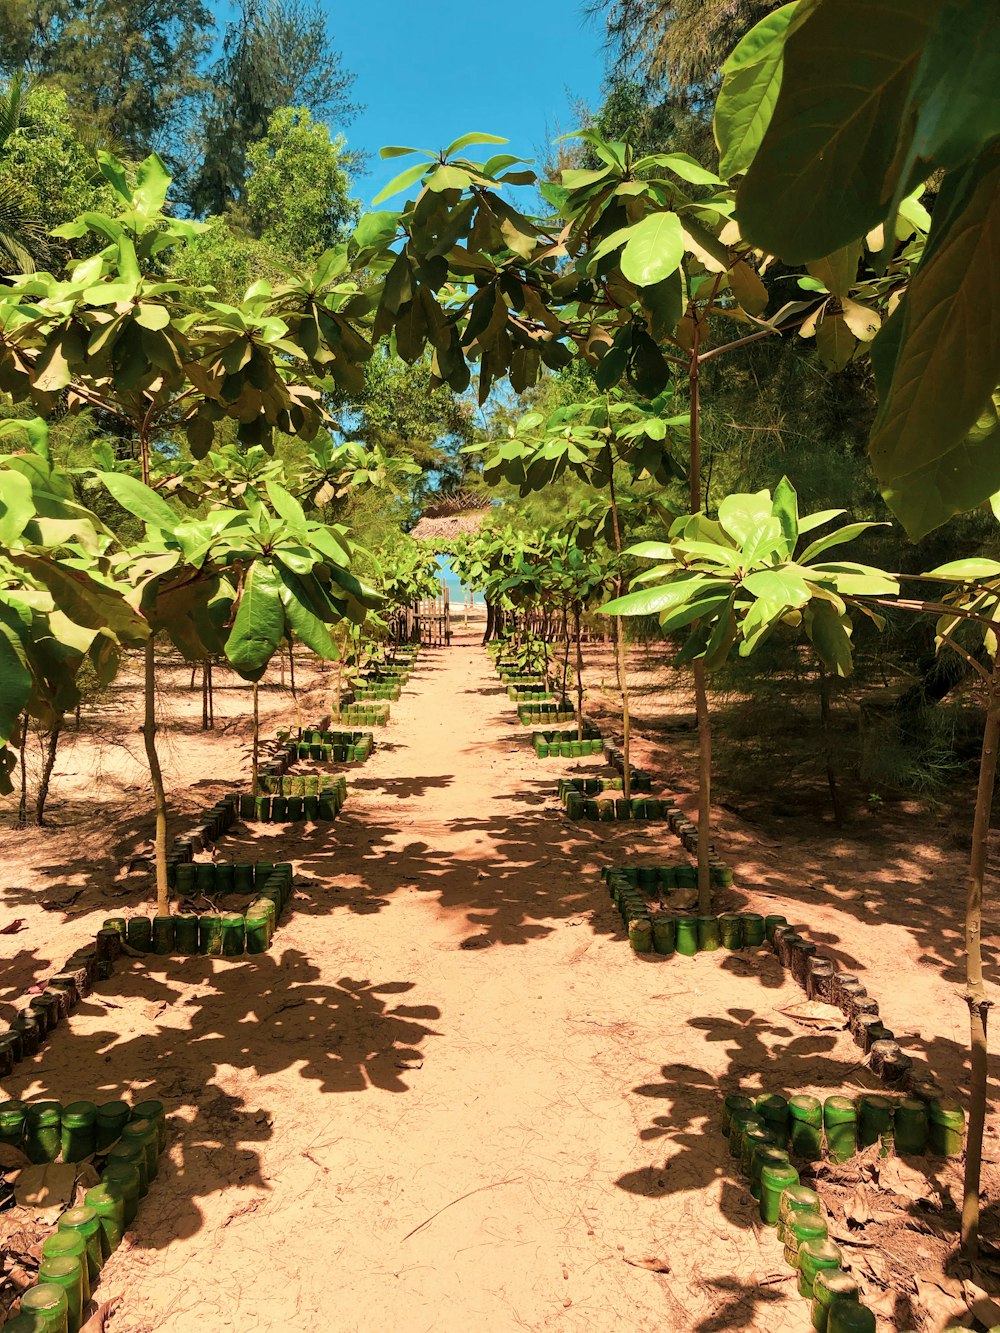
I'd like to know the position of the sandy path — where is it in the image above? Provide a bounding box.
[0,632,972,1331]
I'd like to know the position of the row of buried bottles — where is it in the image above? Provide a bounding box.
[242,776,347,824]
[605,871,771,954]
[532,729,603,757]
[336,702,389,725]
[99,863,294,957]
[723,1092,965,1333]
[607,862,735,895]
[247,772,349,798]
[290,731,373,764]
[724,1088,964,1169]
[0,1099,167,1333]
[518,702,574,721]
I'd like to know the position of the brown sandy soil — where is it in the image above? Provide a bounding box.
[1,627,999,1332]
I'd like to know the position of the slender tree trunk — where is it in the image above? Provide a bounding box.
[961,667,1000,1257]
[207,659,214,728]
[562,622,571,703]
[575,608,585,744]
[288,637,296,697]
[689,328,713,912]
[818,664,845,827]
[35,723,61,827]
[252,682,260,796]
[201,661,209,730]
[142,638,169,917]
[190,663,197,690]
[17,714,28,829]
[607,464,632,802]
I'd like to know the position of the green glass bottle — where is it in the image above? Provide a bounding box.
[628,917,652,954]
[827,1301,877,1331]
[697,915,721,951]
[894,1097,929,1155]
[125,916,152,952]
[722,1093,755,1137]
[84,1183,125,1257]
[151,915,175,955]
[25,1101,62,1164]
[132,1099,166,1152]
[675,915,699,956]
[858,1094,894,1155]
[60,1102,97,1162]
[760,1162,799,1226]
[743,913,766,946]
[755,1093,789,1145]
[811,1269,859,1333]
[19,1283,70,1333]
[121,1117,158,1181]
[0,1098,26,1149]
[58,1206,103,1281]
[652,917,676,956]
[751,1145,789,1202]
[785,1209,828,1268]
[789,1094,823,1160]
[719,913,744,949]
[798,1239,843,1299]
[40,1230,90,1301]
[929,1097,965,1157]
[107,1140,147,1196]
[38,1254,85,1332]
[823,1096,857,1163]
[102,1159,141,1225]
[95,1100,130,1150]
[777,1184,822,1244]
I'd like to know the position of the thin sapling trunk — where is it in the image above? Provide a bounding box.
[252,681,260,796]
[35,722,61,827]
[689,319,714,913]
[961,659,1000,1258]
[575,608,585,744]
[607,462,632,802]
[17,714,28,829]
[142,638,170,917]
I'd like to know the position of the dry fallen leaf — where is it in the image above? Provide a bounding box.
[0,1144,30,1171]
[80,1296,121,1333]
[913,1274,968,1326]
[14,1163,78,1221]
[779,1000,845,1030]
[845,1185,872,1228]
[877,1155,934,1203]
[624,1255,671,1273]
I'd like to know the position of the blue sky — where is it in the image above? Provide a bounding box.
[216,2,609,202]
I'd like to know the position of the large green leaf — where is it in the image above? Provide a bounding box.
[372,161,430,206]
[16,555,147,639]
[276,564,337,659]
[0,470,34,545]
[265,480,306,530]
[714,2,799,178]
[226,560,286,679]
[894,0,1000,189]
[806,600,855,676]
[619,212,685,287]
[771,476,799,556]
[736,0,940,261]
[926,558,1000,581]
[601,575,731,617]
[717,490,774,544]
[97,471,179,531]
[869,150,1000,537]
[799,521,887,564]
[0,605,31,745]
[742,567,811,608]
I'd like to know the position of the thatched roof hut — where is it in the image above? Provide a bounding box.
[410,509,491,540]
